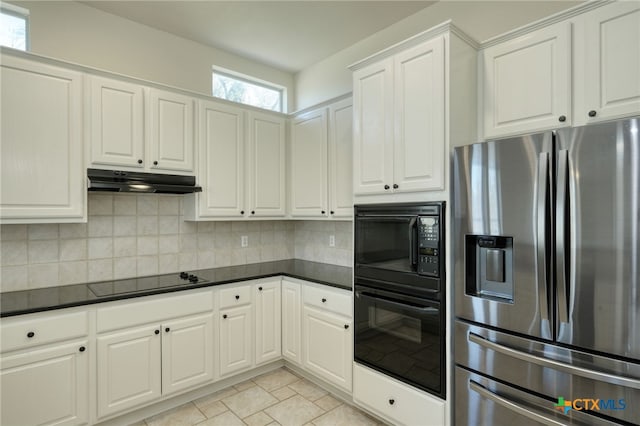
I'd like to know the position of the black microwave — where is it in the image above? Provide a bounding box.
[354,202,445,300]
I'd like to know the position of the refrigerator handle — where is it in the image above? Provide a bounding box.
[536,153,551,330]
[469,381,566,426]
[556,150,570,324]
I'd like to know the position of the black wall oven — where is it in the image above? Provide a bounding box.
[354,202,445,399]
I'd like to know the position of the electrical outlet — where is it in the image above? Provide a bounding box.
[241,235,248,247]
[329,235,335,247]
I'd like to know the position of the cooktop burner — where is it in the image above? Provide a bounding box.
[87,272,210,298]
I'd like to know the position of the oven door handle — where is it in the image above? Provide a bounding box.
[409,217,418,267]
[357,291,439,314]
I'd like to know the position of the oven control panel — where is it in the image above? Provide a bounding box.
[418,216,440,277]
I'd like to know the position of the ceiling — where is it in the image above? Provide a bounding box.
[82,1,436,73]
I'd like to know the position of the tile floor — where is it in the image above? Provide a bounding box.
[131,367,385,426]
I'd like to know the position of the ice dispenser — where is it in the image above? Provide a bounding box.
[465,235,514,302]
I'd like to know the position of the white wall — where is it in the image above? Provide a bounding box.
[294,0,582,111]
[11,1,295,111]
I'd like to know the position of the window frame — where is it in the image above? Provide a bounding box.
[212,66,286,113]
[0,3,29,51]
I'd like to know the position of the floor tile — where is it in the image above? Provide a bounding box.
[264,395,325,426]
[196,410,244,426]
[193,387,238,410]
[234,379,257,391]
[288,379,328,401]
[271,385,297,401]
[312,404,382,426]
[314,395,342,412]
[128,421,146,426]
[145,402,206,426]
[244,411,275,426]
[254,368,300,391]
[222,385,279,418]
[198,400,228,419]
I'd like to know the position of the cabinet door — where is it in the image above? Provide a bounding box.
[255,281,282,365]
[148,89,195,172]
[328,99,354,217]
[97,325,161,418]
[198,100,245,217]
[219,305,253,376]
[0,56,85,223]
[579,1,640,123]
[247,112,286,217]
[302,306,353,392]
[89,76,145,168]
[1,341,89,426]
[282,280,302,364]
[290,108,328,217]
[162,314,214,396]
[353,59,394,195]
[482,22,571,138]
[394,37,445,192]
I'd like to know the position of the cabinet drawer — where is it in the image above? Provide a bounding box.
[303,285,351,317]
[97,291,213,333]
[1,311,88,353]
[219,285,251,309]
[354,364,444,426]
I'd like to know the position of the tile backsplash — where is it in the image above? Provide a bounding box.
[0,194,352,292]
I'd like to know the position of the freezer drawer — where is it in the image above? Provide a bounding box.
[455,366,619,426]
[455,320,640,424]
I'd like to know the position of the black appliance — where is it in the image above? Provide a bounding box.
[354,202,446,399]
[87,168,202,194]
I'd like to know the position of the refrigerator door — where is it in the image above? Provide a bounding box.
[453,134,554,339]
[555,117,640,361]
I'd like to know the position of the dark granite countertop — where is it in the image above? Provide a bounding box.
[0,260,352,318]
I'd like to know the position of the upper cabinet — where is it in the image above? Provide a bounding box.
[1,56,86,224]
[290,98,353,219]
[88,76,195,174]
[480,22,571,139]
[351,26,477,201]
[481,1,640,138]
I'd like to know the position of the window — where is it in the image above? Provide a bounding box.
[0,4,28,51]
[212,67,284,112]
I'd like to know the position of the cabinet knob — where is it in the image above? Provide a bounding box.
[79,346,86,352]
[153,161,158,166]
[344,324,349,329]
[223,314,228,319]
[258,286,263,291]
[27,331,35,338]
[330,211,335,215]
[240,210,245,215]
[165,327,170,333]
[393,184,399,189]
[322,298,327,303]
[384,185,390,190]
[588,110,597,117]
[389,399,395,405]
[235,295,240,300]
[251,211,255,215]
[137,159,143,164]
[155,329,160,335]
[558,115,567,122]
[321,210,326,214]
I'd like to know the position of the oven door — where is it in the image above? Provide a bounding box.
[354,285,444,398]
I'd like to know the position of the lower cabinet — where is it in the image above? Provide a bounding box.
[281,280,302,364]
[219,304,253,377]
[255,281,282,365]
[1,340,89,426]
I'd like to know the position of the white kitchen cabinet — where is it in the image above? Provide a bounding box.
[0,55,85,223]
[89,76,145,168]
[254,280,282,365]
[575,1,640,124]
[481,22,571,138]
[97,324,162,418]
[328,99,354,218]
[219,304,253,377]
[290,108,328,217]
[281,280,302,365]
[353,35,447,196]
[1,341,89,426]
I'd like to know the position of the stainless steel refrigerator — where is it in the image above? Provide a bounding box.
[453,117,640,425]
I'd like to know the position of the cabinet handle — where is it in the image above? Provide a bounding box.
[389,399,395,405]
[330,211,335,215]
[558,115,566,122]
[384,185,390,190]
[137,159,143,164]
[259,286,263,291]
[27,331,35,338]
[344,324,349,329]
[321,210,326,214]
[155,329,160,335]
[153,161,158,166]
[588,110,597,117]
[235,295,240,300]
[165,327,170,333]
[322,298,327,303]
[393,183,399,189]
[79,346,86,352]
[251,211,255,215]
[240,210,245,215]
[223,314,228,319]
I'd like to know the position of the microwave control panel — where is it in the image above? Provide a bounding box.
[418,216,440,277]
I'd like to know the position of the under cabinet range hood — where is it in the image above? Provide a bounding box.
[87,168,202,194]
